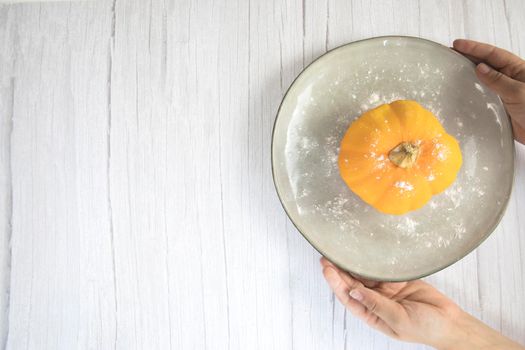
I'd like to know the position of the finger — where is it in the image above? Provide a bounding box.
[354,312,399,339]
[453,39,525,81]
[321,266,367,314]
[337,270,363,290]
[320,257,333,268]
[511,118,525,145]
[374,281,408,299]
[349,287,405,327]
[476,63,525,104]
[323,266,351,304]
[322,259,382,288]
[453,39,517,68]
[319,258,371,286]
[354,276,381,288]
[322,264,400,338]
[320,259,353,281]
[322,266,367,315]
[451,48,482,65]
[320,258,402,297]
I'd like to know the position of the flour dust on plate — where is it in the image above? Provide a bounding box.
[273,36,514,281]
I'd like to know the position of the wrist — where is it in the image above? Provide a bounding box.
[434,311,523,350]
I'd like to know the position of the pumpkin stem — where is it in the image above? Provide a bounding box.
[388,142,421,168]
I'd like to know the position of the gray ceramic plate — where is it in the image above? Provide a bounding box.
[272,36,515,281]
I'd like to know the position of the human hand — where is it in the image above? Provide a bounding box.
[320,257,524,349]
[453,39,525,144]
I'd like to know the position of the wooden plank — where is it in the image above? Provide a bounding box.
[0,5,15,348]
[108,0,232,348]
[6,2,116,348]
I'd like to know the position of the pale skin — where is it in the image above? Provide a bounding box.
[322,39,525,349]
[453,39,525,144]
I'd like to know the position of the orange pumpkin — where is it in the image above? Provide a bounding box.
[338,100,462,215]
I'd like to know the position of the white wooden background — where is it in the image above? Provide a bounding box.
[0,1,524,349]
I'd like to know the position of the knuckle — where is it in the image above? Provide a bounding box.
[349,280,361,290]
[367,300,378,313]
[518,61,525,79]
[443,303,460,316]
[491,71,505,83]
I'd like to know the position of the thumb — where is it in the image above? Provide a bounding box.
[476,63,525,104]
[349,287,405,326]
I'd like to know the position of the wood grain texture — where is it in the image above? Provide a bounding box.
[0,5,15,348]
[3,2,116,349]
[0,0,524,349]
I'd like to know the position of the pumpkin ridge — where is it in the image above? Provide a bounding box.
[367,172,401,207]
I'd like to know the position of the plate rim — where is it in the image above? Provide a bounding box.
[270,35,516,282]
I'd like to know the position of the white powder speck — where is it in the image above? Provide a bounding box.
[375,161,386,169]
[483,166,489,171]
[300,137,319,152]
[405,218,418,232]
[453,223,466,239]
[445,185,462,208]
[329,153,338,163]
[474,83,484,93]
[394,181,414,191]
[368,93,380,104]
[396,217,419,234]
[433,142,449,161]
[437,236,451,248]
[298,188,311,199]
[325,135,336,144]
[487,103,502,130]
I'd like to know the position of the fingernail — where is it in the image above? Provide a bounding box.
[349,289,363,301]
[478,63,491,74]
